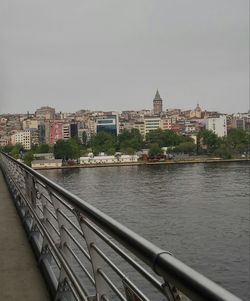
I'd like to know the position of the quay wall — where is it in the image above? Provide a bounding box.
[32,158,250,170]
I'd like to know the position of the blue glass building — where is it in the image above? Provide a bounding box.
[96,114,119,136]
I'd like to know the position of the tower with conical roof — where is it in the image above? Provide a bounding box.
[153,90,163,115]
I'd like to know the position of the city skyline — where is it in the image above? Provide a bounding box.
[0,94,248,116]
[1,0,249,114]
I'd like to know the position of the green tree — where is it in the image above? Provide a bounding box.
[161,130,186,146]
[198,130,219,153]
[23,151,34,166]
[11,143,23,159]
[36,143,50,153]
[214,144,232,159]
[146,129,185,147]
[68,138,81,159]
[2,145,14,154]
[54,140,71,160]
[118,129,143,151]
[174,142,196,154]
[53,138,81,160]
[146,129,163,145]
[106,147,116,155]
[226,128,248,153]
[148,143,163,157]
[92,132,116,155]
[235,143,248,154]
[120,147,135,155]
[82,131,88,147]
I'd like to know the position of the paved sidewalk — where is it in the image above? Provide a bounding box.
[0,169,50,300]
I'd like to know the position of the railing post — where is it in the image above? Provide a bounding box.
[24,171,37,207]
[162,281,184,301]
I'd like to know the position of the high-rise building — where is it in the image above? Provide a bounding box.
[70,123,78,138]
[50,122,63,144]
[11,130,32,150]
[144,117,161,136]
[63,124,70,140]
[96,114,119,136]
[133,122,145,138]
[153,90,163,115]
[38,122,46,144]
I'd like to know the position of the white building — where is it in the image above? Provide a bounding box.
[33,153,55,160]
[119,155,139,163]
[144,117,161,136]
[133,122,145,138]
[63,124,70,140]
[79,154,139,165]
[11,130,31,149]
[31,159,62,169]
[80,155,117,164]
[205,115,227,137]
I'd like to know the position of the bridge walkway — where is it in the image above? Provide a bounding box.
[0,170,50,300]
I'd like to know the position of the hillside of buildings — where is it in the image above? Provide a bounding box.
[0,91,249,167]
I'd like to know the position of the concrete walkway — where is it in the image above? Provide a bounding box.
[0,170,50,300]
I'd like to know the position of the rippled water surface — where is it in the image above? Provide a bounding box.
[41,162,250,300]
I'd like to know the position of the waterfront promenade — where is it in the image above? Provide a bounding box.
[0,170,50,300]
[32,157,250,170]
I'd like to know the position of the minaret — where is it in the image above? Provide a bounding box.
[153,90,163,115]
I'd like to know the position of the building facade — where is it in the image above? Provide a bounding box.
[144,117,161,136]
[160,118,173,130]
[35,106,55,120]
[11,130,31,150]
[96,114,119,136]
[133,122,145,138]
[232,118,245,130]
[205,115,227,137]
[50,122,64,145]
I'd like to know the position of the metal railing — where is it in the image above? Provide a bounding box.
[0,152,242,301]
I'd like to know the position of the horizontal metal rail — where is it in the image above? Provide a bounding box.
[61,225,91,262]
[64,242,95,285]
[83,218,165,295]
[0,152,242,301]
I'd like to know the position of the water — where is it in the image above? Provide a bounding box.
[40,162,250,300]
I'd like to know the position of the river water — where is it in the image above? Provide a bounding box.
[40,162,249,300]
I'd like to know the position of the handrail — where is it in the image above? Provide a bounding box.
[0,152,242,301]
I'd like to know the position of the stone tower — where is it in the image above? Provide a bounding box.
[153,90,163,115]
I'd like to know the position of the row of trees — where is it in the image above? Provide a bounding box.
[197,128,249,159]
[2,142,54,166]
[2,128,249,165]
[53,128,249,159]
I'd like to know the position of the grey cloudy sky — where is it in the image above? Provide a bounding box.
[0,0,249,114]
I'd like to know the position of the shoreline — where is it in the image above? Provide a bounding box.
[33,158,250,170]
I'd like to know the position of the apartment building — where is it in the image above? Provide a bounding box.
[205,115,227,137]
[11,130,31,150]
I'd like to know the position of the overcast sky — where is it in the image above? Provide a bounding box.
[0,0,249,114]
